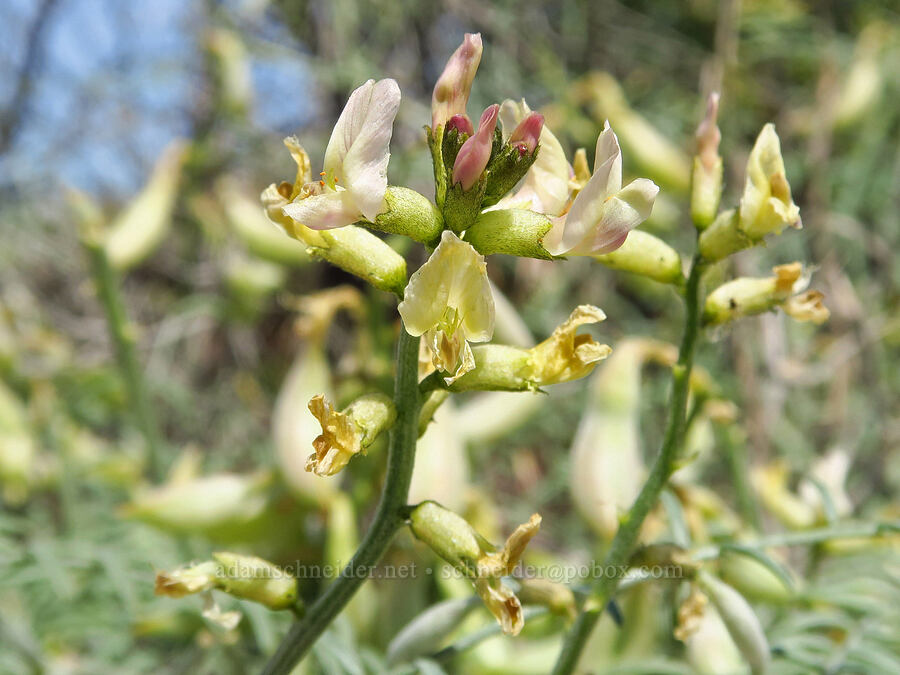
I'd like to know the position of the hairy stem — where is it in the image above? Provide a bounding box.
[262,330,422,675]
[82,237,164,480]
[551,253,705,674]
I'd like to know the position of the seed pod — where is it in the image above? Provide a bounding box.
[719,550,794,605]
[386,597,477,665]
[122,472,271,537]
[697,571,770,675]
[570,340,647,539]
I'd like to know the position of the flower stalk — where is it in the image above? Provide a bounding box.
[80,224,164,480]
[551,250,706,674]
[261,330,422,675]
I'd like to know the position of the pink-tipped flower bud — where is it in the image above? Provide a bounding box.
[508,112,544,156]
[696,92,721,172]
[432,33,483,130]
[446,113,475,137]
[452,104,499,191]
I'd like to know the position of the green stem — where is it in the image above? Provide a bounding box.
[82,237,163,480]
[551,253,705,675]
[262,330,422,675]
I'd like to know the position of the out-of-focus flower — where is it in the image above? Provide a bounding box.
[409,501,541,635]
[798,448,853,519]
[305,393,396,476]
[576,72,691,193]
[0,380,37,505]
[704,262,829,326]
[104,142,187,270]
[738,124,801,239]
[408,401,470,512]
[398,231,494,384]
[680,600,745,675]
[432,33,483,131]
[751,460,818,529]
[452,104,500,190]
[282,79,400,230]
[210,552,298,610]
[691,93,723,229]
[543,122,658,256]
[122,472,272,536]
[570,339,647,539]
[156,553,297,623]
[155,561,218,598]
[719,550,794,605]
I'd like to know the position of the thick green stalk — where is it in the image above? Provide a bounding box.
[262,330,422,675]
[82,237,163,480]
[551,254,705,675]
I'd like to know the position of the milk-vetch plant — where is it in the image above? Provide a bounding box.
[151,34,847,674]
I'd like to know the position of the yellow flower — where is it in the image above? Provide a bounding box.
[783,290,830,324]
[527,305,612,385]
[155,561,218,598]
[738,124,801,239]
[409,501,541,635]
[306,393,396,476]
[448,305,611,391]
[704,262,829,326]
[398,231,494,383]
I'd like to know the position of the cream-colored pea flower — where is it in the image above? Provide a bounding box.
[527,305,612,385]
[704,262,829,326]
[409,501,541,635]
[782,290,829,324]
[398,230,494,383]
[306,393,396,476]
[477,513,542,635]
[738,123,801,239]
[543,122,659,256]
[447,305,611,392]
[281,79,401,230]
[155,561,218,598]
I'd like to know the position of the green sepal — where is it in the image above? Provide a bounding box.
[463,208,554,260]
[482,143,540,208]
[442,174,488,234]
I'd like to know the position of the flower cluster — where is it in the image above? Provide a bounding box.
[246,35,829,641]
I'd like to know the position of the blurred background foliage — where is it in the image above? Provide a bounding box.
[1,0,898,673]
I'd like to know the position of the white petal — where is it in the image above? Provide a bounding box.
[323,78,401,222]
[548,123,625,254]
[568,179,659,256]
[282,190,359,230]
[593,121,623,195]
[498,99,529,141]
